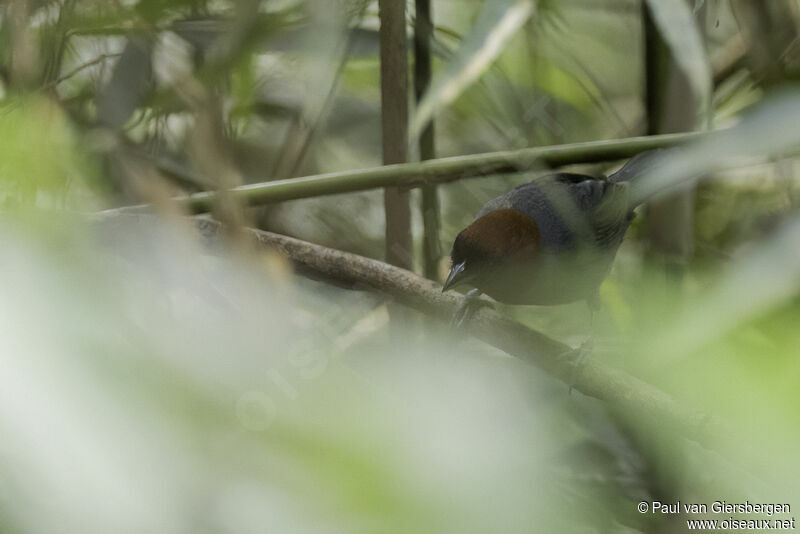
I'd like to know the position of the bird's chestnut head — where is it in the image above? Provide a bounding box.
[443,208,540,292]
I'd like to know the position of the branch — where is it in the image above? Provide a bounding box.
[110,131,707,215]
[188,217,722,445]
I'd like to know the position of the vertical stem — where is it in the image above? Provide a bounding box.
[731,1,794,87]
[642,0,701,280]
[378,0,412,270]
[414,0,442,280]
[643,6,667,135]
[7,0,38,90]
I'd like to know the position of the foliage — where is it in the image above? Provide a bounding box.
[1,0,800,532]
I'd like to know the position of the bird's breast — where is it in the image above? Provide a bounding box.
[474,248,617,305]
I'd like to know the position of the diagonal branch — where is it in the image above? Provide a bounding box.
[188,217,724,446]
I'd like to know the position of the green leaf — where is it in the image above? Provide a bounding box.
[644,0,711,120]
[0,96,96,210]
[410,0,535,141]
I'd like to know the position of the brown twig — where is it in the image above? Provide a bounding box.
[51,53,122,87]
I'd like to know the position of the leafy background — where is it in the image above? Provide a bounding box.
[1,0,799,532]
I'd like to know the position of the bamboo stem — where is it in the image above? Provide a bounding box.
[414,0,442,280]
[110,131,706,215]
[378,0,412,269]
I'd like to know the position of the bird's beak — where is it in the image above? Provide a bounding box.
[442,261,467,292]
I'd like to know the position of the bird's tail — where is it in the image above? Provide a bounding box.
[593,149,665,224]
[607,149,664,184]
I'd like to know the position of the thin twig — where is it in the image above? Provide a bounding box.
[51,53,122,87]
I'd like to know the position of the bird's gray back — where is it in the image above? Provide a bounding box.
[475,174,630,251]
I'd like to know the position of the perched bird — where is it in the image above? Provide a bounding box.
[443,152,659,312]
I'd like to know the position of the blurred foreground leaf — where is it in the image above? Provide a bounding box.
[0,216,636,533]
[0,95,98,212]
[410,0,535,140]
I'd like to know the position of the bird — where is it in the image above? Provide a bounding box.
[442,151,661,322]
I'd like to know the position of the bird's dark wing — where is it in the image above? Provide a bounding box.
[474,173,631,251]
[506,175,600,250]
[548,176,632,248]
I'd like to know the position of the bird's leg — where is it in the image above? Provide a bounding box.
[557,340,593,395]
[587,292,601,332]
[450,288,493,328]
[558,296,599,393]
